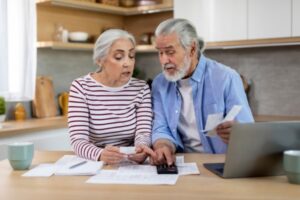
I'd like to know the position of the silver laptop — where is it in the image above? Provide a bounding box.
[204,121,300,178]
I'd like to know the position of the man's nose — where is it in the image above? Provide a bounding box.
[160,54,169,65]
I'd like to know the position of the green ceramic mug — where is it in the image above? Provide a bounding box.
[8,142,34,170]
[283,150,300,184]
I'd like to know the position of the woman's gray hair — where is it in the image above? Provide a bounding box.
[93,29,136,65]
[155,18,201,57]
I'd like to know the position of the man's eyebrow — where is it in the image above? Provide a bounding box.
[155,45,175,50]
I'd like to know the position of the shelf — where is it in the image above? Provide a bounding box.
[36,0,173,16]
[37,41,157,53]
[205,37,300,50]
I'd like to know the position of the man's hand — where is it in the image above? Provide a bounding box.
[99,145,126,165]
[151,139,176,165]
[216,120,234,144]
[128,145,156,164]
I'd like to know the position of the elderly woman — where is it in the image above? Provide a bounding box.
[68,29,154,165]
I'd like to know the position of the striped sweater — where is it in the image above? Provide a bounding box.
[68,74,152,161]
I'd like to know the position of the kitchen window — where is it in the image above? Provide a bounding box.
[0,0,36,101]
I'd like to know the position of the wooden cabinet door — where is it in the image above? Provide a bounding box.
[248,0,292,39]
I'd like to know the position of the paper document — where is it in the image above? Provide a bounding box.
[202,105,242,137]
[87,170,178,185]
[22,164,55,177]
[176,156,184,164]
[177,163,200,175]
[120,146,136,154]
[55,155,103,176]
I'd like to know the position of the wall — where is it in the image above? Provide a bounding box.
[135,45,300,116]
[29,45,300,118]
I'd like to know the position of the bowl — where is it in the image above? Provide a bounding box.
[68,32,89,42]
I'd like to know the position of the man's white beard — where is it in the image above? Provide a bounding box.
[163,55,191,82]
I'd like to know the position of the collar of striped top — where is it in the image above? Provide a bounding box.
[87,73,132,92]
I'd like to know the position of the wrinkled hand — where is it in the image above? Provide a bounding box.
[128,145,156,164]
[216,120,234,144]
[150,140,176,165]
[99,145,126,165]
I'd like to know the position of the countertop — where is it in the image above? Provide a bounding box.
[0,116,67,137]
[1,115,300,137]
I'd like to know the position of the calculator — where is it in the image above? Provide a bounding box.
[156,164,178,174]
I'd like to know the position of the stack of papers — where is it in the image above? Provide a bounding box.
[22,155,200,185]
[86,156,200,185]
[54,155,103,176]
[22,155,103,177]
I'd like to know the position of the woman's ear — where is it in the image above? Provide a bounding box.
[96,59,103,72]
[96,59,102,66]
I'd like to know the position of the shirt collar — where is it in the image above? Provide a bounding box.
[190,54,206,83]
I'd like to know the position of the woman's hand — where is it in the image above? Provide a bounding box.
[99,145,126,165]
[128,145,156,164]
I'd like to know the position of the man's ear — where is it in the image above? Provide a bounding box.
[190,41,197,57]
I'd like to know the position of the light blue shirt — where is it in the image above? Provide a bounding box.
[151,55,254,154]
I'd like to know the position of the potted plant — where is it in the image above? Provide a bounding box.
[0,96,6,127]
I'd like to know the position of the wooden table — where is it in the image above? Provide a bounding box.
[0,151,299,200]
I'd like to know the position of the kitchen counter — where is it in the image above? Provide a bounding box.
[0,116,67,137]
[1,115,300,138]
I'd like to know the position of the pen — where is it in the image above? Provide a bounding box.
[69,160,87,169]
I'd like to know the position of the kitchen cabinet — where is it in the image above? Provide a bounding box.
[248,0,291,39]
[0,128,71,160]
[174,0,300,49]
[36,0,173,52]
[0,116,70,160]
[174,0,247,42]
[293,0,300,36]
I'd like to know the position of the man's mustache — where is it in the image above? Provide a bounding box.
[163,63,176,70]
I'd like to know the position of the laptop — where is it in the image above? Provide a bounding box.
[204,121,300,178]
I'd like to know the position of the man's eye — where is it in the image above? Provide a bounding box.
[166,51,175,55]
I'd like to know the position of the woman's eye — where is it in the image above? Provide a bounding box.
[115,55,123,60]
[129,54,135,59]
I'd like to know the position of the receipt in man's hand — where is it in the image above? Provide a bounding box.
[202,105,242,137]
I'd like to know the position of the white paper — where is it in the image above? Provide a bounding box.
[222,105,242,122]
[202,113,223,132]
[118,164,157,175]
[22,164,55,177]
[119,146,136,154]
[87,170,178,185]
[202,105,242,137]
[176,156,184,164]
[177,163,200,175]
[54,155,103,176]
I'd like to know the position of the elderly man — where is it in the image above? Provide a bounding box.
[151,18,254,165]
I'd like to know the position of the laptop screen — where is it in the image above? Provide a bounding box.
[204,121,300,178]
